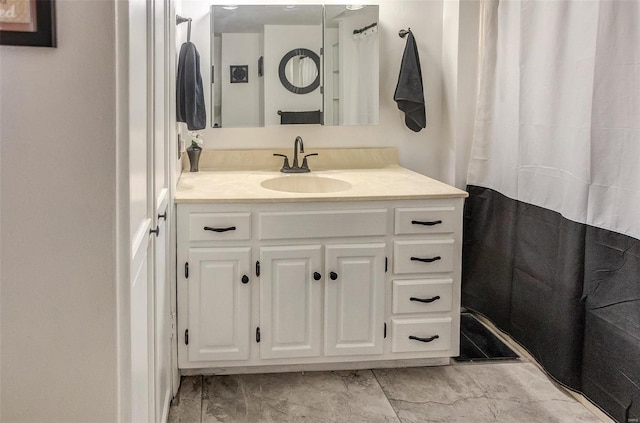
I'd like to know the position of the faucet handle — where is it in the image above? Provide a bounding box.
[273,153,291,172]
[301,153,318,170]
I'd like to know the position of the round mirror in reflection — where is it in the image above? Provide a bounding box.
[278,48,321,94]
[284,55,319,88]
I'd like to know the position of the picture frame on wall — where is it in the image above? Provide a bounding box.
[230,65,248,84]
[0,0,57,47]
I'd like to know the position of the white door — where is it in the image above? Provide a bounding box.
[325,243,386,356]
[165,0,181,396]
[130,239,153,423]
[260,245,323,359]
[151,0,173,420]
[128,0,154,421]
[153,204,170,422]
[128,0,173,420]
[187,247,252,361]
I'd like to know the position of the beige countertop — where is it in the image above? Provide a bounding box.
[175,166,468,204]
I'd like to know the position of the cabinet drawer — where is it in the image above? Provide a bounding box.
[395,207,456,235]
[392,279,453,314]
[391,318,452,353]
[259,209,387,240]
[188,213,251,241]
[393,240,454,274]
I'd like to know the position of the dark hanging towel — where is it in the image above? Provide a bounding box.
[394,31,426,132]
[176,41,207,130]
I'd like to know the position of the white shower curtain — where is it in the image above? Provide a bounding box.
[463,1,640,420]
[298,56,317,88]
[468,0,640,239]
[343,28,379,125]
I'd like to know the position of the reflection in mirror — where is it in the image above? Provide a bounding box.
[285,55,318,88]
[211,5,323,128]
[279,48,321,94]
[324,5,379,126]
[210,4,378,128]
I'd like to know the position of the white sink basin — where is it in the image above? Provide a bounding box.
[261,175,352,193]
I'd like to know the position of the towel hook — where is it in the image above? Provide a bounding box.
[176,15,192,42]
[399,28,411,38]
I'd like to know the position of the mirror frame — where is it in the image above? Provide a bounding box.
[278,48,321,95]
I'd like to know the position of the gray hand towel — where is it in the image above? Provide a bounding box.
[177,42,207,130]
[394,32,426,132]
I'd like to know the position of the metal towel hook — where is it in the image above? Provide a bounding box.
[399,28,411,38]
[176,15,192,42]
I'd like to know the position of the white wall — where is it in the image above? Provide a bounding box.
[180,0,447,180]
[263,25,323,125]
[221,33,261,127]
[0,1,118,421]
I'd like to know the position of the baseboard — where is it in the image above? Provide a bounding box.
[180,357,450,376]
[160,389,171,423]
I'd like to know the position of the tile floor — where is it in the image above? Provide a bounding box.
[168,361,607,423]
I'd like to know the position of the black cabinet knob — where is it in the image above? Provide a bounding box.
[313,272,321,281]
[329,272,338,281]
[241,275,249,284]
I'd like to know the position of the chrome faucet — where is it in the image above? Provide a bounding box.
[273,136,318,173]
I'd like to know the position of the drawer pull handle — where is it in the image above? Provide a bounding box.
[411,256,441,263]
[330,272,338,281]
[410,295,441,303]
[409,335,439,343]
[313,272,322,281]
[411,219,442,226]
[203,226,236,233]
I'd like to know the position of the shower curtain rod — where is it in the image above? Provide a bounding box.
[176,15,192,42]
[353,22,377,35]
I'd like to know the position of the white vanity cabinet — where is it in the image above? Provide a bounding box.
[185,247,251,362]
[176,198,464,372]
[258,242,386,361]
[324,243,386,356]
[258,244,323,359]
[390,206,460,355]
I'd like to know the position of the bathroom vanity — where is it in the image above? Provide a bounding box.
[175,149,467,373]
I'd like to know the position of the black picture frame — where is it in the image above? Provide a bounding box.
[0,0,57,48]
[230,65,249,84]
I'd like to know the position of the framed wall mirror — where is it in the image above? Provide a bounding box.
[210,4,379,128]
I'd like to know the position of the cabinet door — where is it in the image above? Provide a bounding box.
[260,245,323,359]
[188,247,251,361]
[325,243,386,356]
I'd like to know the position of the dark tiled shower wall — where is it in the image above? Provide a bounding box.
[462,185,640,423]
